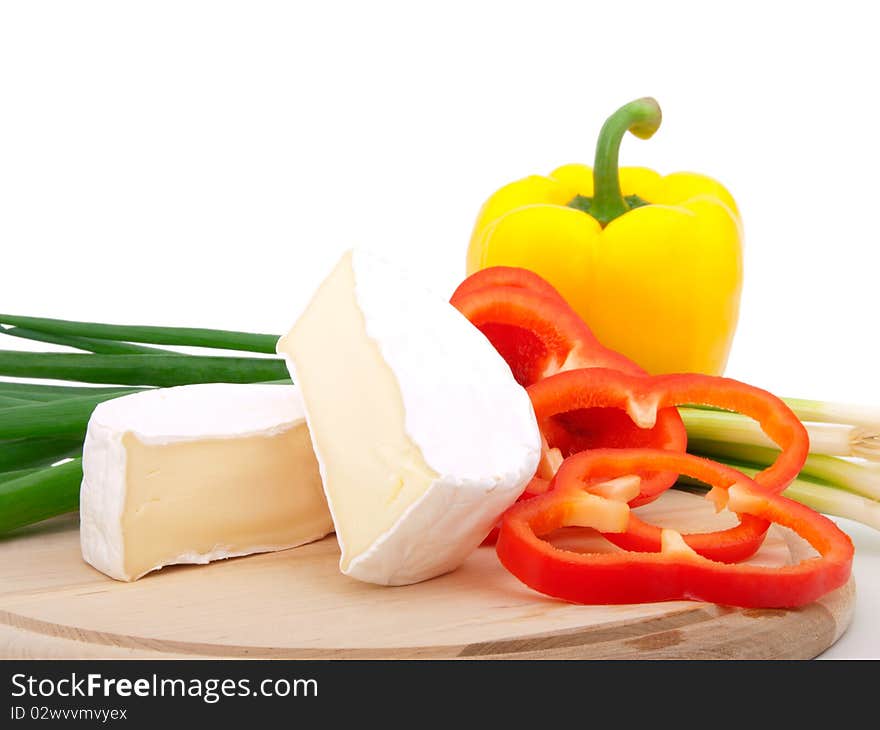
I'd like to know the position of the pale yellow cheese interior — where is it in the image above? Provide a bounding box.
[121,423,333,580]
[278,252,439,569]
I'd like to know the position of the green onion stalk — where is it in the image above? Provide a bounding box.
[0,351,288,387]
[0,314,280,354]
[0,459,83,534]
[680,407,880,461]
[687,438,880,502]
[681,402,880,531]
[1,324,172,355]
[677,460,880,532]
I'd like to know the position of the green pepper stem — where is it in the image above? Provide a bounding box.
[589,97,662,226]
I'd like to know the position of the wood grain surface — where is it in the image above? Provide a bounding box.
[0,491,854,659]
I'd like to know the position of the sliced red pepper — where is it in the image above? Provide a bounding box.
[451,267,687,513]
[482,476,549,545]
[451,277,644,385]
[496,448,853,608]
[527,368,810,560]
[451,265,572,305]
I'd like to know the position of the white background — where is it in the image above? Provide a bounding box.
[1,2,877,657]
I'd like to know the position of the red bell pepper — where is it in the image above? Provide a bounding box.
[451,268,645,384]
[451,267,687,509]
[482,476,550,545]
[496,448,853,608]
[527,368,810,561]
[450,265,571,304]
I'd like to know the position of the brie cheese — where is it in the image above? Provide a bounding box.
[277,249,540,586]
[80,383,333,581]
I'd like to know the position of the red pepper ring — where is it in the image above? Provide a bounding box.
[451,283,645,384]
[527,368,810,559]
[450,265,571,307]
[496,449,853,608]
[609,507,770,564]
[528,369,809,493]
[482,476,550,545]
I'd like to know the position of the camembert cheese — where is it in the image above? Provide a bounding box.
[80,383,333,581]
[277,249,541,586]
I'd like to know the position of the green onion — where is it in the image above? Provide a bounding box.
[688,438,880,502]
[0,394,37,408]
[0,438,81,471]
[0,459,82,534]
[0,314,280,354]
[781,479,880,531]
[689,396,880,429]
[0,390,142,440]
[680,407,878,460]
[0,467,42,485]
[677,461,880,532]
[779,397,880,430]
[1,325,174,355]
[0,351,288,387]
[0,382,151,401]
[684,396,880,461]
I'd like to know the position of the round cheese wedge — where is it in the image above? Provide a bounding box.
[277,249,541,586]
[80,383,334,581]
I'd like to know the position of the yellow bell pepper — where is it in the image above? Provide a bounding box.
[466,98,743,376]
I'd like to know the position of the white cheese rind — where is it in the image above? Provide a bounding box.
[80,419,129,581]
[346,475,527,585]
[351,249,538,485]
[86,382,304,444]
[80,383,330,581]
[281,249,541,585]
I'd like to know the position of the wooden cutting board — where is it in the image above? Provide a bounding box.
[0,491,854,659]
